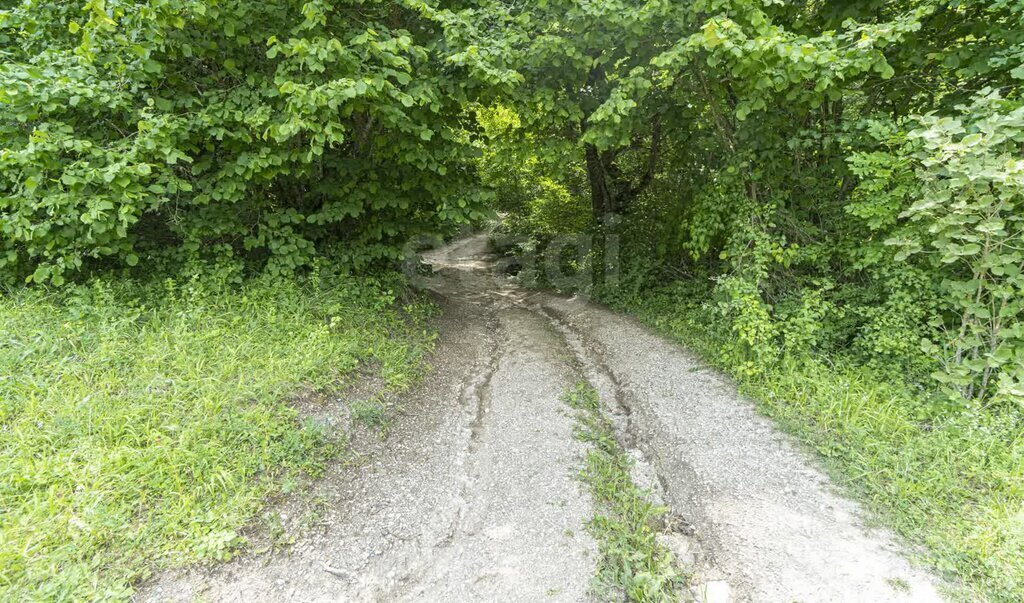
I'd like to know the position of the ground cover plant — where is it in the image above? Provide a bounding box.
[0,272,434,600]
[563,382,685,602]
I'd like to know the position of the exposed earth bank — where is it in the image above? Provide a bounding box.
[138,235,945,603]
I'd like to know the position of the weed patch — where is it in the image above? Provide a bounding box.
[350,399,388,431]
[563,382,685,602]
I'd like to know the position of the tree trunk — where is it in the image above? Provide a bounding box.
[585,143,612,223]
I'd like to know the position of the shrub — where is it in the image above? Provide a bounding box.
[0,1,489,285]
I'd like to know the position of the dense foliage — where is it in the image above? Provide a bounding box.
[463,0,1024,408]
[0,0,490,286]
[10,0,1018,401]
[4,1,1021,398]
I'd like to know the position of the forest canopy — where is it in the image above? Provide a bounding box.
[2,1,1023,408]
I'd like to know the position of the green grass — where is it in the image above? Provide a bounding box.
[612,287,1024,602]
[563,382,685,602]
[350,399,388,431]
[0,272,435,601]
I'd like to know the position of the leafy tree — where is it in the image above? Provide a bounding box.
[453,0,1024,403]
[0,0,491,285]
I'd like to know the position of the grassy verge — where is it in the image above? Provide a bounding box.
[563,382,685,602]
[0,272,435,601]
[610,286,1023,602]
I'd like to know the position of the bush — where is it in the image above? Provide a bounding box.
[0,1,490,285]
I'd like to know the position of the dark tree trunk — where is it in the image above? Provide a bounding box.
[584,115,662,223]
[585,143,612,223]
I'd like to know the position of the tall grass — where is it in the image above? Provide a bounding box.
[0,272,434,601]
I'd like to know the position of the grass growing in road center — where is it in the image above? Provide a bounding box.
[0,272,435,601]
[563,382,685,602]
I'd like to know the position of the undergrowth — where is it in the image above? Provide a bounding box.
[0,271,435,601]
[563,382,685,602]
[610,285,1024,602]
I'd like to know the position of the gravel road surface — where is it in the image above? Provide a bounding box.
[137,235,944,603]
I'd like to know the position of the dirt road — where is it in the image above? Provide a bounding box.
[139,235,944,602]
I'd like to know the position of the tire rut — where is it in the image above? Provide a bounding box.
[533,291,947,602]
[383,315,504,601]
[135,233,946,603]
[528,301,719,598]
